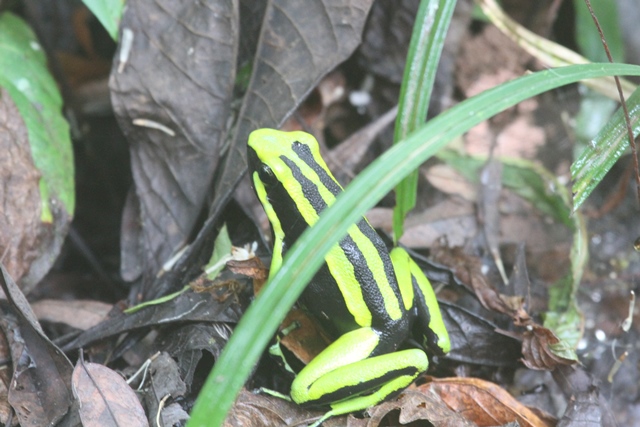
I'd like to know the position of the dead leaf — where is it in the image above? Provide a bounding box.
[62,289,241,352]
[557,390,601,427]
[521,325,576,370]
[111,0,238,285]
[479,158,508,285]
[367,388,475,427]
[0,323,15,425]
[426,377,556,427]
[31,299,111,330]
[0,266,74,426]
[430,244,517,316]
[227,257,269,295]
[278,309,331,365]
[143,353,188,427]
[223,389,323,427]
[424,164,478,201]
[72,360,148,427]
[400,198,477,248]
[0,88,43,287]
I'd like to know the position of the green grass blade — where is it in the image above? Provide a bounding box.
[186,63,640,427]
[571,83,640,210]
[393,0,457,241]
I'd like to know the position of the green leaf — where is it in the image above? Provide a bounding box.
[437,150,573,228]
[187,63,640,427]
[544,207,588,348]
[573,0,624,63]
[0,12,74,217]
[571,84,640,210]
[204,224,232,280]
[82,0,125,41]
[393,0,456,241]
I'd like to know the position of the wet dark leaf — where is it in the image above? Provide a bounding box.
[72,360,148,427]
[439,301,521,367]
[62,289,242,351]
[155,323,231,387]
[357,0,418,84]
[557,390,601,427]
[143,352,188,427]
[111,0,238,284]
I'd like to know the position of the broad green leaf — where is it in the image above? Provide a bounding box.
[187,63,640,427]
[393,0,456,241]
[82,0,125,41]
[0,13,74,218]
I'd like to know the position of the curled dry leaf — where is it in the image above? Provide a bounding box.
[226,256,269,295]
[521,325,577,370]
[367,388,475,427]
[430,244,518,316]
[425,377,556,427]
[72,361,148,427]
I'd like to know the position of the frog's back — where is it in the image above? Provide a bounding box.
[248,130,410,341]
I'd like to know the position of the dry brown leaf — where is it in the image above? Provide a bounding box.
[223,389,323,427]
[521,325,576,370]
[227,257,269,295]
[31,299,111,331]
[430,244,517,316]
[0,88,43,287]
[426,377,556,427]
[278,309,331,365]
[367,388,475,427]
[424,164,478,201]
[72,361,148,427]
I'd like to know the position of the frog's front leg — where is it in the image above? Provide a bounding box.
[290,327,428,425]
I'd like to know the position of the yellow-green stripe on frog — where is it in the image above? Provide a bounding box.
[248,129,450,426]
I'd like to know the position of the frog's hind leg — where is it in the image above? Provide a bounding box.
[290,327,428,423]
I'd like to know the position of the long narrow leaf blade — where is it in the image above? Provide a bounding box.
[393,0,457,240]
[571,84,640,210]
[187,63,640,427]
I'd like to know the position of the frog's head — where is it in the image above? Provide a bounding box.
[248,129,345,271]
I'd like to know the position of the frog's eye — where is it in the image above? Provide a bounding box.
[258,164,277,185]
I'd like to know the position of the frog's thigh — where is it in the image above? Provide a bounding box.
[291,327,428,407]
